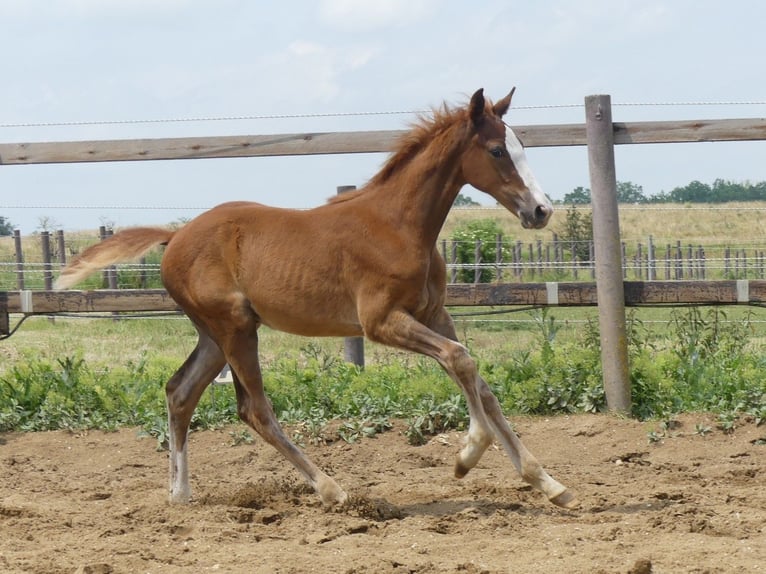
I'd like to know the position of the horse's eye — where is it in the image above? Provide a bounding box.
[490,147,505,158]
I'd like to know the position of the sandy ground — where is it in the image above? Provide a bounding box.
[1,413,764,574]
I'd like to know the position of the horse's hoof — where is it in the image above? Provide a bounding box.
[454,460,470,479]
[549,489,578,509]
[168,488,192,504]
[318,481,348,508]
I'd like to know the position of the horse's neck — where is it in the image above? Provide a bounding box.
[371,146,465,248]
[369,170,462,249]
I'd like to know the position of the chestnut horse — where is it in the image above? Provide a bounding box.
[56,88,576,509]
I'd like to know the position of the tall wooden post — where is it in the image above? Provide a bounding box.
[337,185,365,368]
[585,95,631,413]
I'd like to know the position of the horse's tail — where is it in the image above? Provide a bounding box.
[54,227,175,290]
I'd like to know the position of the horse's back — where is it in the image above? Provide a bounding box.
[160,200,364,336]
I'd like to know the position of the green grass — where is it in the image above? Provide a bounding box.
[1,306,764,444]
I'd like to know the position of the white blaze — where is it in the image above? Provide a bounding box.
[505,126,552,211]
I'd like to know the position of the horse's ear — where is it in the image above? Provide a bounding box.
[469,88,486,126]
[492,87,515,118]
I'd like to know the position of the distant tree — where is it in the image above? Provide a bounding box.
[666,180,713,203]
[652,179,766,203]
[562,186,591,204]
[616,181,648,203]
[36,215,61,233]
[453,193,480,207]
[0,216,13,236]
[565,178,766,205]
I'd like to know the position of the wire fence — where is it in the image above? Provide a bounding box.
[4,232,766,290]
[3,99,766,129]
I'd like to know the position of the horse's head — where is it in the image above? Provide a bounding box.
[460,88,553,229]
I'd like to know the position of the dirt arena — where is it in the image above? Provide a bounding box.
[1,413,764,574]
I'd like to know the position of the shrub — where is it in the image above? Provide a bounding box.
[450,219,509,283]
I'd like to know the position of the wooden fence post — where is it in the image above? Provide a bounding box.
[13,230,24,290]
[495,234,503,282]
[473,240,482,284]
[56,230,66,269]
[40,231,55,324]
[585,94,631,414]
[99,226,109,287]
[337,185,364,368]
[106,229,118,289]
[0,291,8,337]
[41,231,53,290]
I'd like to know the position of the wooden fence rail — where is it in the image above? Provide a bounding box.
[2,118,766,165]
[3,280,765,328]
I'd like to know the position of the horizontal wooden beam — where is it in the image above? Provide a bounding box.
[3,281,766,316]
[612,118,766,145]
[3,289,181,314]
[446,280,766,306]
[2,118,765,165]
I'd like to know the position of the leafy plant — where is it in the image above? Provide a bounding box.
[229,429,255,446]
[404,395,467,445]
[450,219,509,283]
[556,204,593,264]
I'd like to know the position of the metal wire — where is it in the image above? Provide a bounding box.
[3,100,766,130]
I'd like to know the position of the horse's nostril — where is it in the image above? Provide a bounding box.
[535,205,551,222]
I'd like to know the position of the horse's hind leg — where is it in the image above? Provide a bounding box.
[165,327,226,503]
[225,330,348,507]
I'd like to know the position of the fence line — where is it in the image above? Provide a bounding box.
[5,229,766,290]
[4,106,766,407]
[5,280,766,319]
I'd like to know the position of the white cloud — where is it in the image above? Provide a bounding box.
[264,40,378,104]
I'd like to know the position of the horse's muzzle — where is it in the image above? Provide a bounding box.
[522,204,553,229]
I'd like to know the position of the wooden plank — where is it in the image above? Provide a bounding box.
[2,118,765,165]
[5,281,765,315]
[511,123,585,147]
[624,280,766,304]
[613,118,766,145]
[0,131,404,165]
[446,283,548,306]
[4,289,180,313]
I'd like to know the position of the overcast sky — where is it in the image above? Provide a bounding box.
[2,0,766,232]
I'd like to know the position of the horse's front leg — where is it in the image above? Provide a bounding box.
[416,307,577,508]
[475,375,576,508]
